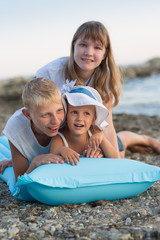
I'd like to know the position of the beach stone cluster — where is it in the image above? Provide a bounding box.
[0,156,160,240]
[0,113,160,240]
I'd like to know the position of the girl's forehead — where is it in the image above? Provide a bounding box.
[77,28,107,43]
[78,37,104,45]
[68,104,95,111]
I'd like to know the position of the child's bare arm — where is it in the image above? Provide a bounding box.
[99,135,120,158]
[9,141,64,182]
[103,98,121,158]
[50,135,80,165]
[50,135,64,154]
[87,129,119,158]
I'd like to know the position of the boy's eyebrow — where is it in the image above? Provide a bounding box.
[41,112,50,115]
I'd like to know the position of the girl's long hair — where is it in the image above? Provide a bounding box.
[65,21,121,107]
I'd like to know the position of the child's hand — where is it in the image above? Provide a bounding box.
[84,147,104,158]
[59,147,80,166]
[0,159,13,174]
[31,154,65,168]
[88,132,104,150]
[84,132,104,158]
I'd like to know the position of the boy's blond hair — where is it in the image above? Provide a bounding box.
[22,77,62,112]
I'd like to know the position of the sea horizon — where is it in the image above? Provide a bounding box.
[113,74,160,116]
[1,73,160,117]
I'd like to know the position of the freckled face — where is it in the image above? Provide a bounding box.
[67,104,96,136]
[29,102,65,137]
[74,38,106,78]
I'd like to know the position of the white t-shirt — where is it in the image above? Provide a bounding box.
[36,57,96,90]
[36,57,68,90]
[3,108,50,164]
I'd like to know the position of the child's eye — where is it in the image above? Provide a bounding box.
[95,46,102,50]
[42,113,49,118]
[71,111,77,114]
[79,43,87,47]
[57,108,64,113]
[84,112,90,115]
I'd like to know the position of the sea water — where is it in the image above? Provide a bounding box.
[1,74,160,116]
[113,74,160,116]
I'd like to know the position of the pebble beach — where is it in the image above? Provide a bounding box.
[0,99,160,240]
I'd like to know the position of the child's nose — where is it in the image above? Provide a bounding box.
[50,115,60,125]
[76,113,83,120]
[85,46,93,55]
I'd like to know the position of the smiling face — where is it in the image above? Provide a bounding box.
[66,103,96,136]
[74,38,106,80]
[23,101,65,138]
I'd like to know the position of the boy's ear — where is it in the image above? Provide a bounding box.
[22,108,32,120]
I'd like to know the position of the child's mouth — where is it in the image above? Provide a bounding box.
[48,127,59,133]
[74,124,84,128]
[82,58,93,63]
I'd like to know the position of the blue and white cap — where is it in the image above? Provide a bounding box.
[62,82,109,130]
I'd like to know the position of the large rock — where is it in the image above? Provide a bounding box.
[121,57,160,79]
[0,76,32,100]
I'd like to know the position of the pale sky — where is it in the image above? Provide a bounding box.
[1,0,160,79]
